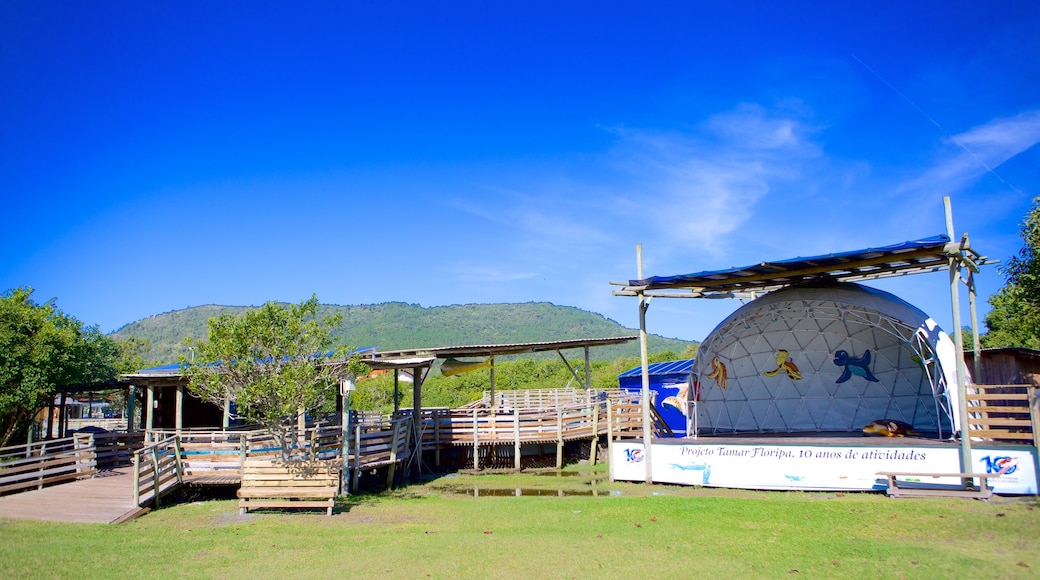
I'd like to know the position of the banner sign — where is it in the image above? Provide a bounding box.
[611,441,1037,495]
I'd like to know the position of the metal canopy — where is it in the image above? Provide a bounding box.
[368,336,638,361]
[613,234,992,298]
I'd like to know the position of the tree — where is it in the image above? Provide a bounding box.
[182,295,366,458]
[0,287,118,446]
[983,196,1040,348]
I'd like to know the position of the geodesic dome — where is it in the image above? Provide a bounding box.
[692,282,960,438]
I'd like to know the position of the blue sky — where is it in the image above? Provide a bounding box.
[2,2,1038,344]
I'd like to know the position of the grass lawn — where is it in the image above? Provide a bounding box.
[1,465,1037,579]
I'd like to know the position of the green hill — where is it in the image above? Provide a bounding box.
[111,301,696,365]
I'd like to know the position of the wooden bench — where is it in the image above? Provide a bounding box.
[877,466,1009,500]
[237,459,340,516]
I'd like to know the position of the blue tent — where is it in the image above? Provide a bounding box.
[618,359,695,437]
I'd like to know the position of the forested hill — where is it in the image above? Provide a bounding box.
[111,301,697,365]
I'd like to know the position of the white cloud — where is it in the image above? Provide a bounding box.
[897,110,1040,197]
[602,104,821,255]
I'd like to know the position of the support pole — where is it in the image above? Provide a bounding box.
[145,385,154,432]
[412,365,424,480]
[175,384,184,435]
[968,270,983,383]
[127,385,136,433]
[637,243,653,484]
[393,370,400,414]
[222,389,231,430]
[59,392,67,438]
[584,346,591,390]
[945,197,974,486]
[340,375,355,495]
[489,356,496,407]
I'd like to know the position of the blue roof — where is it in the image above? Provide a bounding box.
[617,358,695,379]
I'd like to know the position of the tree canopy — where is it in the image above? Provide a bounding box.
[983,196,1040,349]
[0,287,118,446]
[181,295,365,458]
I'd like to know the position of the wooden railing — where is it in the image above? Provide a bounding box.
[133,436,183,508]
[0,434,96,496]
[348,415,412,491]
[966,384,1039,447]
[94,431,144,470]
[475,387,631,410]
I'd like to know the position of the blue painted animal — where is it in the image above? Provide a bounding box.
[833,349,879,383]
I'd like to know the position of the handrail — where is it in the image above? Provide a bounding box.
[132,436,183,508]
[0,434,96,496]
[966,384,1039,448]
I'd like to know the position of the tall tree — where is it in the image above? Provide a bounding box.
[182,295,365,458]
[983,196,1040,348]
[0,287,117,446]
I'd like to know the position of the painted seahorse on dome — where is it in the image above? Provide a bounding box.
[764,349,802,380]
[705,355,727,389]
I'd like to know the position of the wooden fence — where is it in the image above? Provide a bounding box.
[0,434,96,496]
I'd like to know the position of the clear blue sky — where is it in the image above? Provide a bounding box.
[2,2,1038,343]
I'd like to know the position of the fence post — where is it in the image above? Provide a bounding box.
[173,437,184,486]
[556,408,563,469]
[590,403,599,466]
[434,409,442,468]
[606,402,615,482]
[513,408,521,471]
[351,423,362,493]
[387,421,401,489]
[151,448,161,508]
[133,451,141,507]
[1029,386,1040,452]
[472,409,480,471]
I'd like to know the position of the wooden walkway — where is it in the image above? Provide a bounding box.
[0,467,145,524]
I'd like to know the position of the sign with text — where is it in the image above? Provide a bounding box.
[611,441,1038,495]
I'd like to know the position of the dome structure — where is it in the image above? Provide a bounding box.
[691,282,960,438]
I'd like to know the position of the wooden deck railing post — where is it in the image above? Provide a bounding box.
[606,401,615,482]
[351,423,361,493]
[173,437,184,486]
[556,408,563,469]
[472,409,480,471]
[150,448,161,508]
[590,404,599,466]
[513,408,521,471]
[434,409,442,468]
[133,452,141,507]
[386,421,402,489]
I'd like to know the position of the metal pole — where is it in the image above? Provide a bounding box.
[945,197,973,485]
[637,244,653,484]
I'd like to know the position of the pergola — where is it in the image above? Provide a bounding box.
[610,197,995,484]
[365,336,637,475]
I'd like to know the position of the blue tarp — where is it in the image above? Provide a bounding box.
[618,359,695,437]
[628,234,952,292]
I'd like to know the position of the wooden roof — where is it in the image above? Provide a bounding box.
[368,336,638,362]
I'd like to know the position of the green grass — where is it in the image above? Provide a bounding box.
[1,466,1038,579]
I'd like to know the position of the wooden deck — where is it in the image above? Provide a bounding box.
[0,467,145,524]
